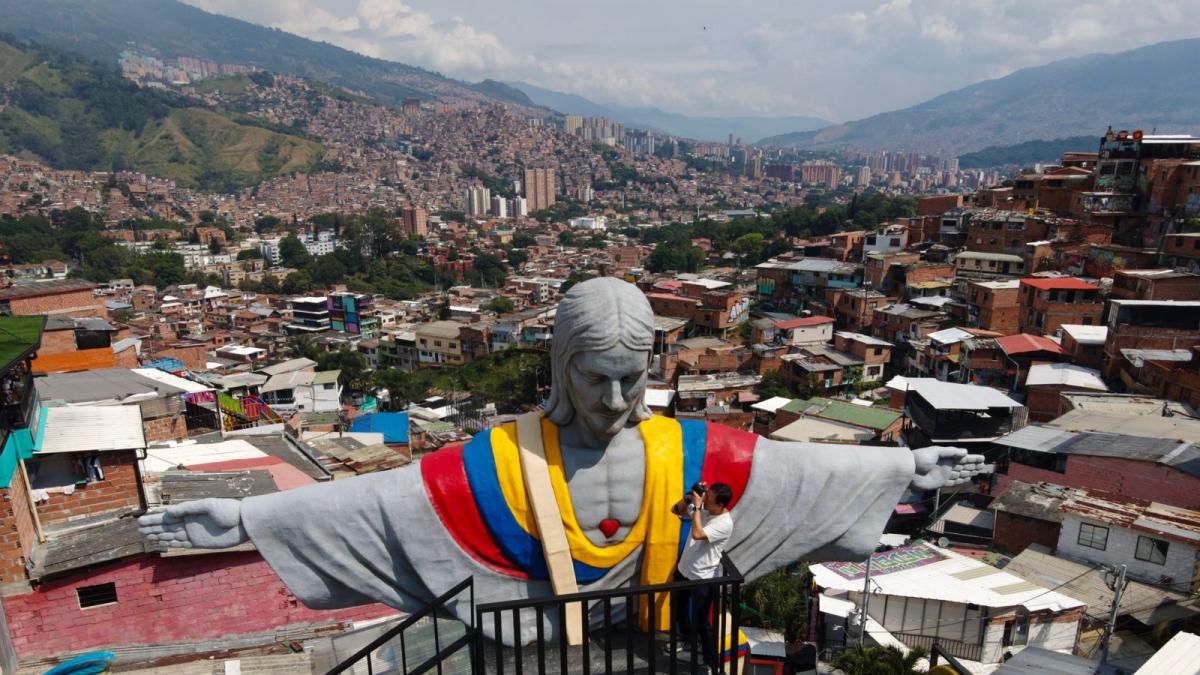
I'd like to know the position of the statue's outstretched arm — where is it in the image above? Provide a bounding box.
[138,498,247,549]
[910,446,990,490]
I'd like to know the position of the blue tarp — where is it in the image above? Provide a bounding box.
[349,412,409,444]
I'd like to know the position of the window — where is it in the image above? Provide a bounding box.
[77,582,118,608]
[1078,522,1109,550]
[27,454,105,489]
[1135,536,1169,565]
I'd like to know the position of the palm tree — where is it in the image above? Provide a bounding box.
[830,643,929,675]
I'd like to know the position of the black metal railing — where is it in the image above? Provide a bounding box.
[474,555,744,675]
[928,642,975,674]
[327,577,476,675]
[893,632,982,662]
[2,371,35,428]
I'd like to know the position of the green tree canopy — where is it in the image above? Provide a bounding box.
[278,234,311,268]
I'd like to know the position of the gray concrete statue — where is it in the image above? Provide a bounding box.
[139,277,987,644]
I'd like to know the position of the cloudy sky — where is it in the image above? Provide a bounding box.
[183,0,1199,122]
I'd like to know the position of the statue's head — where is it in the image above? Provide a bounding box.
[544,277,655,441]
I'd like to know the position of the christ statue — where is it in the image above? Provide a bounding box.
[139,277,986,645]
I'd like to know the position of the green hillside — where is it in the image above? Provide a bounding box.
[958,136,1100,169]
[0,39,323,191]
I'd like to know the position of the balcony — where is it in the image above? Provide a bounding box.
[328,556,746,674]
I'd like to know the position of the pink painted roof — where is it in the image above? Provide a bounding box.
[775,316,835,329]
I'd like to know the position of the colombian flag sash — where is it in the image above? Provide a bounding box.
[421,416,756,632]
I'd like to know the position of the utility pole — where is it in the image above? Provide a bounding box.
[1099,564,1127,667]
[857,553,874,647]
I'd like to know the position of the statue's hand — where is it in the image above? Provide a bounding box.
[137,498,248,550]
[910,446,990,491]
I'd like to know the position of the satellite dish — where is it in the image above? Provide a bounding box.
[937,537,950,549]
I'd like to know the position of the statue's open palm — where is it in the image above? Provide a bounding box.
[910,446,989,491]
[137,498,248,549]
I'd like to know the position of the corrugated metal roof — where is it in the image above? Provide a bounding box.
[257,357,317,376]
[37,405,146,454]
[928,327,974,345]
[995,646,1097,675]
[1135,631,1200,675]
[1006,547,1200,625]
[812,542,1084,612]
[751,396,791,413]
[1060,324,1108,345]
[1025,363,1109,391]
[132,368,212,393]
[35,368,192,403]
[897,377,1022,410]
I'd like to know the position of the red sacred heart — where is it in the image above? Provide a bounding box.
[599,518,620,539]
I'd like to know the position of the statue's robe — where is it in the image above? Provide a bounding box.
[240,416,915,645]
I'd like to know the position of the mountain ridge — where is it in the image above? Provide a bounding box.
[0,0,549,114]
[759,37,1200,155]
[511,81,830,143]
[0,37,324,191]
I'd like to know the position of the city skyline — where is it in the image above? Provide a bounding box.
[183,0,1200,121]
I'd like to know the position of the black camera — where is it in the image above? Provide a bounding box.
[690,482,707,497]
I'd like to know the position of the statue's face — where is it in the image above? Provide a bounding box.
[566,343,650,440]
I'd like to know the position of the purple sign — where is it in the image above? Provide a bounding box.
[825,544,946,581]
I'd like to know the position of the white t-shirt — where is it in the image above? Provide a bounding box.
[676,511,733,580]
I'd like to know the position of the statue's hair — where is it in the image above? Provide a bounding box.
[543,277,655,426]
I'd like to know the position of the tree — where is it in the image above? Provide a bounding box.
[507,249,529,269]
[237,248,263,260]
[485,297,515,314]
[281,270,312,295]
[511,233,538,249]
[470,254,508,287]
[208,239,223,255]
[732,232,765,266]
[756,371,792,399]
[557,231,576,246]
[830,644,929,675]
[254,215,282,234]
[741,567,809,644]
[278,234,311,268]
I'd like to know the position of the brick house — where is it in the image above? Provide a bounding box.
[1111,270,1200,301]
[965,280,1021,334]
[1102,300,1200,382]
[1023,363,1110,422]
[0,280,104,319]
[832,331,892,383]
[1018,278,1103,336]
[1058,324,1108,371]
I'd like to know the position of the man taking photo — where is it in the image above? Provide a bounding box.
[667,481,734,673]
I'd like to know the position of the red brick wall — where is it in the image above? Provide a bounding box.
[0,468,40,584]
[2,551,396,661]
[34,452,142,527]
[37,330,78,356]
[996,455,1200,510]
[143,416,188,443]
[152,345,207,372]
[992,511,1062,557]
[1025,385,1069,423]
[9,290,104,318]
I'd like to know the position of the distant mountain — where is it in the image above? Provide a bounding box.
[759,38,1200,155]
[0,39,323,190]
[957,136,1100,169]
[0,0,548,113]
[511,81,830,143]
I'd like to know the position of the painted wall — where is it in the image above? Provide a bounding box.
[2,551,395,662]
[1056,514,1197,588]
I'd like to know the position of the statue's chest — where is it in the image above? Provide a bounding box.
[561,434,646,541]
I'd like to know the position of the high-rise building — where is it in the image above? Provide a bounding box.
[563,115,583,136]
[524,167,556,212]
[491,195,508,219]
[465,186,491,217]
[510,196,528,218]
[856,166,872,187]
[401,206,428,237]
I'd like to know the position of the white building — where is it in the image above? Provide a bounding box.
[509,196,528,218]
[465,186,491,217]
[813,542,1085,664]
[490,195,508,219]
[1055,490,1200,590]
[862,225,908,259]
[568,216,608,231]
[260,370,342,413]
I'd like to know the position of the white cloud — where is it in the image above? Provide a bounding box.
[181,0,1200,121]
